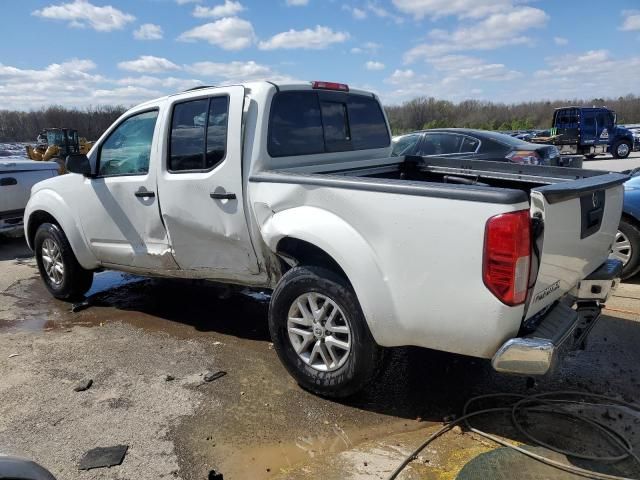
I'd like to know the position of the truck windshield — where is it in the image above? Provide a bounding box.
[268,91,390,157]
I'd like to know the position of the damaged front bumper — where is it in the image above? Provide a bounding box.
[491,259,622,376]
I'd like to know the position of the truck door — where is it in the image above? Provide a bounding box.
[75,108,179,270]
[157,86,260,281]
[581,110,597,145]
[596,110,612,144]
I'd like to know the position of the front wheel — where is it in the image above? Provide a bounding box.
[268,265,384,398]
[34,222,94,300]
[612,140,631,159]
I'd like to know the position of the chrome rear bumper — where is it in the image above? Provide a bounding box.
[492,259,621,376]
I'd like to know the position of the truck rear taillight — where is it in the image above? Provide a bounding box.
[311,81,349,92]
[483,210,531,306]
[507,150,542,165]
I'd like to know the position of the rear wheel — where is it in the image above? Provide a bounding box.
[610,219,640,280]
[269,265,384,398]
[34,222,93,300]
[612,140,631,159]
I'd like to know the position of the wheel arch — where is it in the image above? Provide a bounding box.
[260,206,397,346]
[25,190,99,270]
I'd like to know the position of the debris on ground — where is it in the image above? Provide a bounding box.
[165,374,175,382]
[203,371,227,383]
[78,445,128,470]
[208,469,224,480]
[8,353,19,358]
[73,379,93,392]
[70,299,91,313]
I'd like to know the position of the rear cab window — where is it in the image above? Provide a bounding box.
[268,90,389,157]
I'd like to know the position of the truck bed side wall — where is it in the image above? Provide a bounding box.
[250,179,530,358]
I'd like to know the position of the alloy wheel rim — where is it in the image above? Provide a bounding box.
[41,238,64,285]
[611,230,631,266]
[287,292,352,372]
[618,143,630,157]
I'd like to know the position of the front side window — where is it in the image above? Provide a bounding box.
[268,91,390,157]
[460,136,480,153]
[98,110,158,176]
[169,96,229,172]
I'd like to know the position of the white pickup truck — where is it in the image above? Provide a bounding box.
[25,81,627,397]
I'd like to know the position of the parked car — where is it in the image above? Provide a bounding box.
[612,168,640,279]
[25,81,626,398]
[392,128,561,166]
[1,159,58,235]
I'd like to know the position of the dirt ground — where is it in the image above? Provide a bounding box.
[1,234,640,480]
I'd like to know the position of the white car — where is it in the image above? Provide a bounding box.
[1,160,58,234]
[24,81,626,397]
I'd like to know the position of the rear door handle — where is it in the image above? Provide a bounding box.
[210,192,236,200]
[134,190,155,198]
[0,177,17,186]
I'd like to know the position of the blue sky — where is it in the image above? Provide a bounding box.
[1,0,640,110]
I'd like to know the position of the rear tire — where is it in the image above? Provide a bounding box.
[612,220,640,280]
[268,265,384,398]
[34,222,93,300]
[584,154,597,160]
[612,140,631,159]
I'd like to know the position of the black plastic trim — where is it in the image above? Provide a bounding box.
[535,172,628,204]
[0,208,24,220]
[250,171,529,204]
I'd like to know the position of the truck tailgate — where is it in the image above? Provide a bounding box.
[525,173,627,318]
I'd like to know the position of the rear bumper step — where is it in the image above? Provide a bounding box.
[492,259,622,376]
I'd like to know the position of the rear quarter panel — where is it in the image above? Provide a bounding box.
[251,180,530,358]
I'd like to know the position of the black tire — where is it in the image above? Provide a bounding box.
[34,222,93,300]
[584,154,597,160]
[617,219,640,280]
[269,265,384,398]
[612,140,632,159]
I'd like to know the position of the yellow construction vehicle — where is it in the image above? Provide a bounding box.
[26,128,94,174]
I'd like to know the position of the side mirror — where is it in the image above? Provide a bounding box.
[66,153,93,176]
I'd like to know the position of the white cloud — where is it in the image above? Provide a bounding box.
[350,41,381,54]
[553,36,568,46]
[342,5,367,19]
[178,17,255,50]
[365,61,385,71]
[367,1,403,23]
[432,55,521,81]
[118,56,181,73]
[386,69,415,84]
[116,76,204,91]
[404,6,548,61]
[258,25,349,50]
[286,0,309,5]
[187,60,273,80]
[133,23,163,40]
[32,0,135,32]
[392,0,512,19]
[620,11,640,31]
[193,0,245,18]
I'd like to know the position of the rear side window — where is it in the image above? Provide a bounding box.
[268,91,389,157]
[461,136,480,153]
[169,96,229,172]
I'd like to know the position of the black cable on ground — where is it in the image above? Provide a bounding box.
[387,391,640,480]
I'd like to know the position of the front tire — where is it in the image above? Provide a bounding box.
[269,265,384,398]
[612,140,631,159]
[34,222,93,300]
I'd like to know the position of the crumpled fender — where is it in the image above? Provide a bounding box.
[24,188,99,270]
[259,205,396,346]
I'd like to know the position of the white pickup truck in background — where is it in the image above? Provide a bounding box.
[1,160,58,235]
[24,81,627,397]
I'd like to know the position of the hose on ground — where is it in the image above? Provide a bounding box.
[387,391,640,480]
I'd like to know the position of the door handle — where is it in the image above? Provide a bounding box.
[0,177,17,186]
[134,190,155,198]
[210,192,236,200]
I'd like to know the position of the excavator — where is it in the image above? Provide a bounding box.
[25,128,94,173]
